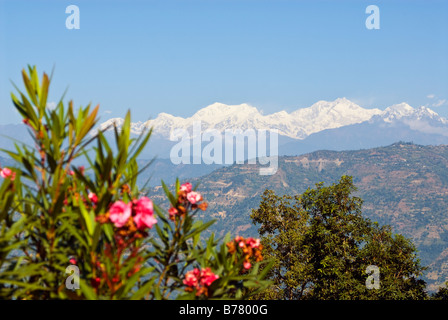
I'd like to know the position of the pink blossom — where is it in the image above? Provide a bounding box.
[243,261,252,270]
[200,268,219,286]
[109,201,132,228]
[183,268,200,287]
[168,207,178,219]
[0,168,15,181]
[246,237,261,249]
[88,192,98,204]
[186,191,202,205]
[183,268,218,288]
[180,182,192,193]
[134,197,153,215]
[133,197,157,229]
[134,212,157,230]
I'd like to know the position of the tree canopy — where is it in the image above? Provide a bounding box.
[251,175,428,299]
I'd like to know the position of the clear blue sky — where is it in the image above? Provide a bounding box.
[1,0,447,124]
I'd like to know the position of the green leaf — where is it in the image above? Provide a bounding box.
[153,203,171,229]
[78,201,95,237]
[161,180,177,207]
[21,68,38,105]
[79,278,97,300]
[59,219,89,249]
[39,73,50,110]
[185,220,215,241]
[130,275,157,300]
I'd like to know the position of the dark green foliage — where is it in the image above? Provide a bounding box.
[251,176,428,299]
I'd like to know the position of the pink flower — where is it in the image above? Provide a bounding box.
[183,267,218,296]
[183,268,200,287]
[133,197,157,229]
[168,207,178,219]
[183,268,218,288]
[0,168,15,181]
[88,192,98,204]
[243,261,252,270]
[134,212,157,230]
[200,268,219,286]
[186,191,202,205]
[180,182,192,193]
[134,197,153,215]
[246,237,261,249]
[109,201,132,228]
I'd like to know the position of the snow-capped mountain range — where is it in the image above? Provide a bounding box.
[98,98,448,140]
[1,98,447,162]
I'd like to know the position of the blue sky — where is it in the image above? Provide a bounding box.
[0,0,447,124]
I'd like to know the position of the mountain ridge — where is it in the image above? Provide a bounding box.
[96,98,447,140]
[2,98,448,162]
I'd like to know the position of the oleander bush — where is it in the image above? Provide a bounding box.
[0,66,272,300]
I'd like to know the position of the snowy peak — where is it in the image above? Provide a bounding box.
[192,102,258,118]
[98,99,447,140]
[379,103,447,124]
[291,98,382,137]
[381,103,415,122]
[385,102,414,114]
[293,98,381,119]
[100,117,124,129]
[331,98,375,113]
[414,106,444,121]
[140,103,264,137]
[308,97,356,111]
[191,103,260,125]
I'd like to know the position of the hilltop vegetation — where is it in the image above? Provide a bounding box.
[251,176,427,299]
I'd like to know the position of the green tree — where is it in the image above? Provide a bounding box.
[251,175,428,299]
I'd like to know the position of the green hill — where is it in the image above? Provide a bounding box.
[148,142,448,291]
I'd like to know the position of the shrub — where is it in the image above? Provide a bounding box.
[0,66,272,300]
